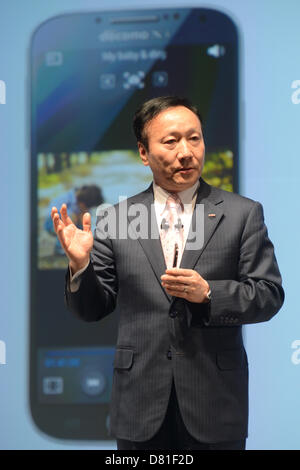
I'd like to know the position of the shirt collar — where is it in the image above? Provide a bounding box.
[153,180,200,215]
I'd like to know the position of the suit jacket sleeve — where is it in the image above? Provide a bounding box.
[64,227,118,322]
[188,201,284,327]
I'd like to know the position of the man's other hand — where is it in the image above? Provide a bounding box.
[161,268,210,303]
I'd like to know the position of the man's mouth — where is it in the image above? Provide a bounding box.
[175,167,195,173]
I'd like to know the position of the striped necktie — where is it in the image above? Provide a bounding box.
[160,193,184,269]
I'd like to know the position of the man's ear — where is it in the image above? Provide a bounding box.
[138,142,149,167]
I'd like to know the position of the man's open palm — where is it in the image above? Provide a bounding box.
[51,204,93,270]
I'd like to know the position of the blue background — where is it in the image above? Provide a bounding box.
[0,0,299,449]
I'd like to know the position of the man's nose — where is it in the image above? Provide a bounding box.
[177,139,191,159]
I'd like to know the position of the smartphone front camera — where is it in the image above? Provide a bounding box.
[95,17,102,23]
[199,15,206,23]
[173,13,180,20]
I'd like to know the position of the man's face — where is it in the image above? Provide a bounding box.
[138,106,205,193]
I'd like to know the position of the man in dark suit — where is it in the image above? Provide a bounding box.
[51,96,284,450]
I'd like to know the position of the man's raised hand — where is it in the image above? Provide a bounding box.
[51,204,93,274]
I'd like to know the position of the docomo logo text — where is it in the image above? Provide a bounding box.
[291,340,300,365]
[96,199,204,251]
[291,80,300,104]
[0,80,6,104]
[99,30,150,43]
[0,340,6,365]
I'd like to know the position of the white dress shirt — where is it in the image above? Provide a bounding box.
[153,180,199,268]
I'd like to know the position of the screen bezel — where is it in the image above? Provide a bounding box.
[29,7,239,440]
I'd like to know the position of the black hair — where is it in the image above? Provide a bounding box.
[76,185,104,209]
[133,96,203,151]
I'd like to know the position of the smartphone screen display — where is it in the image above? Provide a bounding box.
[30,8,238,439]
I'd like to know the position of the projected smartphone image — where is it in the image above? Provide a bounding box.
[29,8,239,440]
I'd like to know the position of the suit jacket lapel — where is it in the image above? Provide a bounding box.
[180,178,224,270]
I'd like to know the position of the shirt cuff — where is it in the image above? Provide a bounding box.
[69,261,90,292]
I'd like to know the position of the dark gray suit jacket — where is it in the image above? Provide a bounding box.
[65,178,284,443]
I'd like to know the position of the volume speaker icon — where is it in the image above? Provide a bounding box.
[207,44,226,58]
